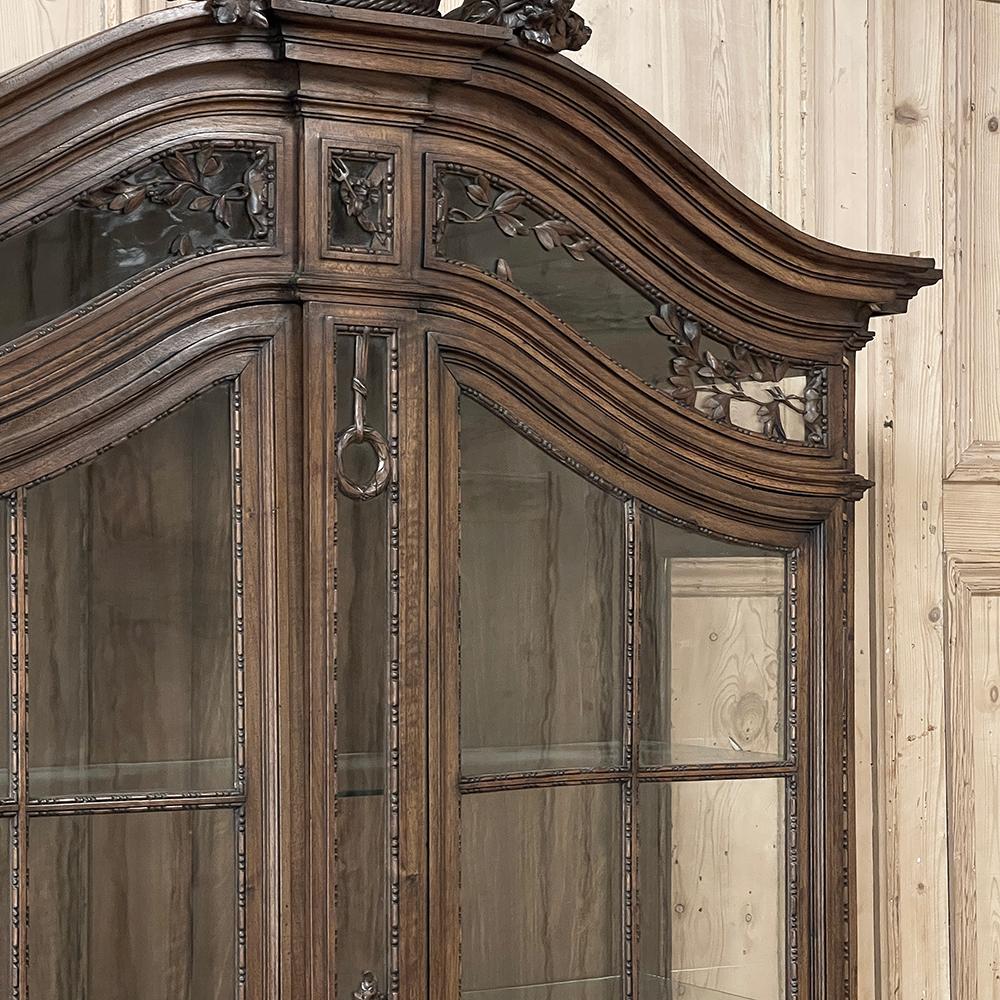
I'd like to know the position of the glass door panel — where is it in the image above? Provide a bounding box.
[459,396,624,776]
[28,810,237,999]
[639,516,786,767]
[11,383,248,998]
[638,779,786,1000]
[461,784,622,1000]
[27,386,236,798]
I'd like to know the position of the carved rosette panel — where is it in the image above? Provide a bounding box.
[328,150,395,257]
[433,166,829,447]
[77,140,276,257]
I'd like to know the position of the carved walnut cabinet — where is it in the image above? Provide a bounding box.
[0,1,939,999]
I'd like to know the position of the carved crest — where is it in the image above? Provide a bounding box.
[209,0,269,27]
[445,0,592,53]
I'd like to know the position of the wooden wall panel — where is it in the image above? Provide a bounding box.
[947,0,1000,481]
[0,0,171,75]
[571,0,773,208]
[946,560,1000,1000]
[870,3,952,998]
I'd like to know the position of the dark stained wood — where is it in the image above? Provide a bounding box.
[0,3,942,999]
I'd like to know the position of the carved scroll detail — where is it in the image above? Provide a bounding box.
[210,0,269,26]
[444,0,592,53]
[77,142,273,257]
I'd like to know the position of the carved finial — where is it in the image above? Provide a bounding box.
[209,0,269,27]
[445,0,592,53]
[353,972,387,1000]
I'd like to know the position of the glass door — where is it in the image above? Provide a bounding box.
[3,381,259,999]
[435,386,795,1000]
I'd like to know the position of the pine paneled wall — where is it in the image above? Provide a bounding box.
[2,1,997,997]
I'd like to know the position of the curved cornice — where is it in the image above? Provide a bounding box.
[0,2,938,347]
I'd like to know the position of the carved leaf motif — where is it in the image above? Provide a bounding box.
[163,153,196,184]
[644,304,826,444]
[496,257,514,282]
[77,141,271,255]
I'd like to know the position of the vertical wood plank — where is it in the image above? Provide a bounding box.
[570,0,773,208]
[870,0,952,996]
[0,0,106,74]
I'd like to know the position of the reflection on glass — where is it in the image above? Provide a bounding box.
[638,779,786,1000]
[459,396,624,776]
[640,516,785,767]
[0,144,270,348]
[0,821,7,998]
[28,386,235,797]
[437,170,826,445]
[335,332,389,1000]
[29,810,237,1000]
[462,785,621,1000]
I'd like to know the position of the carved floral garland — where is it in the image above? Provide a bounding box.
[440,170,827,446]
[647,304,826,445]
[77,143,271,257]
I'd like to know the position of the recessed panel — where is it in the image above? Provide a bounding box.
[28,809,237,1000]
[461,784,622,1000]
[459,396,624,776]
[27,386,236,798]
[639,516,786,767]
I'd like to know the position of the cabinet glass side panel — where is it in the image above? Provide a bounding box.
[27,385,236,798]
[639,515,787,768]
[0,144,272,348]
[334,331,392,1000]
[461,784,622,1000]
[458,395,624,777]
[28,810,237,999]
[435,170,827,447]
[638,779,786,1000]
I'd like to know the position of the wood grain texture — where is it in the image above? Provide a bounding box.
[0,0,171,74]
[871,1,952,997]
[570,0,773,209]
[945,0,1000,481]
[946,559,1000,1000]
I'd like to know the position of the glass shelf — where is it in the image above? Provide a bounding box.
[462,741,622,776]
[639,975,773,999]
[640,740,784,769]
[336,750,386,798]
[28,758,235,799]
[462,975,621,1000]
